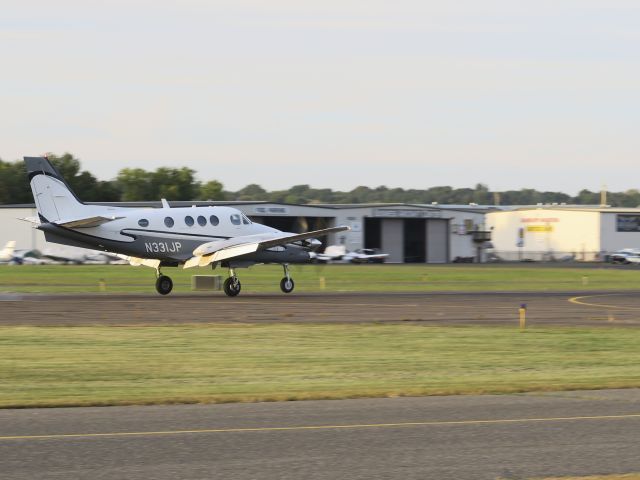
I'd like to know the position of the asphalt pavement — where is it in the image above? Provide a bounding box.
[2,290,640,326]
[2,389,640,479]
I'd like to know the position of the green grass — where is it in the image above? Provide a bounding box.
[2,324,640,408]
[1,264,640,293]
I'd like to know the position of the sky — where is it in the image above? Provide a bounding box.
[1,0,639,193]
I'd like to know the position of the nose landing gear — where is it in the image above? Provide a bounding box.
[223,267,241,297]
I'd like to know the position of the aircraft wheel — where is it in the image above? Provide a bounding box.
[155,275,173,295]
[223,277,241,297]
[280,277,295,293]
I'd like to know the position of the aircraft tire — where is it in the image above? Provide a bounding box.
[280,277,295,293]
[155,275,173,295]
[223,277,241,297]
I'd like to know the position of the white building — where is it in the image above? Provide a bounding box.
[486,207,640,261]
[0,204,44,251]
[0,202,488,263]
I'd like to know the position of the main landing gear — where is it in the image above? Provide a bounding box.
[280,264,295,293]
[222,264,295,297]
[155,267,173,295]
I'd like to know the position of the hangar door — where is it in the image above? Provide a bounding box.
[404,219,426,263]
[376,217,450,263]
[426,219,449,263]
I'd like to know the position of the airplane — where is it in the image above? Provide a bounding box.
[0,240,123,265]
[22,156,349,296]
[343,248,389,264]
[0,240,56,265]
[313,245,389,264]
[0,241,18,263]
[39,245,128,265]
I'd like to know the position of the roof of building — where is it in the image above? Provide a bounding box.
[5,201,635,214]
[0,201,492,214]
[488,205,640,214]
[0,204,37,209]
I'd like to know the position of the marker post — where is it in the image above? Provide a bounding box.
[519,303,527,331]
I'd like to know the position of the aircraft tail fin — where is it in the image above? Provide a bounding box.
[23,156,88,223]
[1,241,17,260]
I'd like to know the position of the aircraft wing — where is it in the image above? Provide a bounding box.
[184,225,350,269]
[55,216,124,229]
[116,254,162,269]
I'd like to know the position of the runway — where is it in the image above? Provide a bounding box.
[2,389,640,479]
[2,290,640,326]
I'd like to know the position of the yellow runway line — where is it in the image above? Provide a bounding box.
[569,294,640,311]
[2,413,640,442]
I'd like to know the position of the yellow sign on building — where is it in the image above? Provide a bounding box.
[526,225,553,232]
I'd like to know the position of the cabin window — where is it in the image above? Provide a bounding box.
[230,214,241,225]
[242,214,251,225]
[164,217,174,228]
[197,215,207,227]
[209,215,219,226]
[185,215,195,227]
[138,219,149,227]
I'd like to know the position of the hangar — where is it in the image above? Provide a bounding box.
[487,206,640,261]
[249,203,489,263]
[0,202,488,263]
[5,201,640,264]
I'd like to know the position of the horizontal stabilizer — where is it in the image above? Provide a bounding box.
[56,216,124,229]
[1,241,17,259]
[18,216,41,225]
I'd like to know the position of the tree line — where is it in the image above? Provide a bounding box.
[0,153,224,204]
[1,152,639,207]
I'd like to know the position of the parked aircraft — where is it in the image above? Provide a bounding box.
[39,245,127,265]
[23,156,349,296]
[344,248,389,264]
[609,248,640,265]
[0,241,18,263]
[0,240,128,265]
[313,245,389,263]
[0,241,55,265]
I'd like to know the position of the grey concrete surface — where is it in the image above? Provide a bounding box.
[2,390,640,479]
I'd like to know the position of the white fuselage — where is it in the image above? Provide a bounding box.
[39,204,301,264]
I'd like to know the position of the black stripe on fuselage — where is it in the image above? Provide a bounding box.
[38,223,214,260]
[123,228,231,240]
